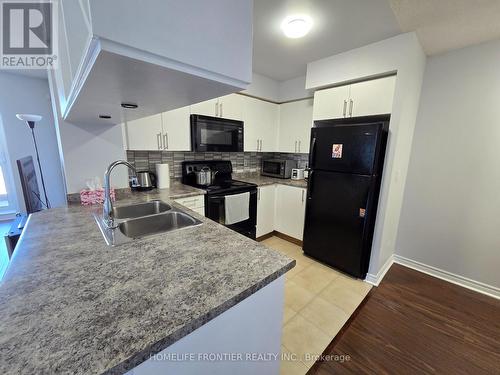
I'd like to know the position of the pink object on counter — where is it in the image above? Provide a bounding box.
[80,188,115,206]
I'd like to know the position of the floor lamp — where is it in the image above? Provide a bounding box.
[16,114,51,209]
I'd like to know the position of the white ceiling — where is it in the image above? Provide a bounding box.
[389,0,500,55]
[8,1,500,85]
[252,0,402,81]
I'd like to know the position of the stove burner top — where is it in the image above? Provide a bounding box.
[181,160,256,194]
[204,179,256,193]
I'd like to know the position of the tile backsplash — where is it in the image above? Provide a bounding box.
[126,150,309,179]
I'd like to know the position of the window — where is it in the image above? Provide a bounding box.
[0,165,9,208]
[0,156,16,213]
[0,124,16,280]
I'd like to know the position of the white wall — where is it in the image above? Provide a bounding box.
[396,39,500,290]
[242,72,280,102]
[0,72,66,211]
[243,73,312,103]
[278,75,312,102]
[305,33,427,281]
[48,71,128,194]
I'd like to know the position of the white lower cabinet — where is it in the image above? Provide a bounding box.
[256,185,276,237]
[275,185,307,240]
[173,195,205,216]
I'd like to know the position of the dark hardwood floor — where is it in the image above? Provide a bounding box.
[309,263,500,375]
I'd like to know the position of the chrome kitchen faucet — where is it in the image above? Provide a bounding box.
[103,160,136,228]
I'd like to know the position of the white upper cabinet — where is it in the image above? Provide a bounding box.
[125,114,163,151]
[349,76,396,117]
[55,0,252,126]
[161,106,191,151]
[190,98,220,117]
[278,99,313,154]
[218,94,244,120]
[312,75,396,121]
[243,96,279,152]
[126,106,191,151]
[190,94,243,120]
[313,85,350,121]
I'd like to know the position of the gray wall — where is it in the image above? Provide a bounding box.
[396,39,500,289]
[48,72,129,194]
[0,72,67,211]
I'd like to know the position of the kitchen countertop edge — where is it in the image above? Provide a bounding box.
[105,259,295,375]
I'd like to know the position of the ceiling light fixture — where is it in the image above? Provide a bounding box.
[121,102,138,109]
[281,15,313,39]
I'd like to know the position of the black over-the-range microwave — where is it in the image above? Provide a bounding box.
[190,114,244,152]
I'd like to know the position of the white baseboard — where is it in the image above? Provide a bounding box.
[365,255,394,286]
[394,255,500,300]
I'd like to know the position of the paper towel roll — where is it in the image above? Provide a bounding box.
[155,163,170,189]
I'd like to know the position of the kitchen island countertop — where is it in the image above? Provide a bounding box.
[0,187,294,374]
[235,172,308,189]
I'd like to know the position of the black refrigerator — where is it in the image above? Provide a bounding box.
[302,114,390,279]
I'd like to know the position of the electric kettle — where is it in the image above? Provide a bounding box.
[131,171,157,191]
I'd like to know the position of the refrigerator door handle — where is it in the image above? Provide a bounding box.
[307,170,314,199]
[309,137,317,167]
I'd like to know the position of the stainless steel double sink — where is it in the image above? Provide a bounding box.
[94,200,202,246]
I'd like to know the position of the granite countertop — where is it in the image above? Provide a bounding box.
[67,181,206,205]
[0,189,294,374]
[235,172,308,189]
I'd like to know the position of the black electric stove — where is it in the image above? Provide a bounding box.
[181,160,257,239]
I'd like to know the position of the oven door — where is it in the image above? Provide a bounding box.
[191,115,244,152]
[205,189,257,239]
[262,160,284,178]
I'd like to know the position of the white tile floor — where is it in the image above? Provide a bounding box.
[261,236,372,374]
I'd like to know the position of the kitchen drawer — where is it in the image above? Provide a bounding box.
[174,195,205,209]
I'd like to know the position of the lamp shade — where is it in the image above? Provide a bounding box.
[16,114,42,123]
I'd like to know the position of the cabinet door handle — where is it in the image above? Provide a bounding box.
[215,102,219,117]
[256,139,260,151]
[295,140,297,153]
[349,99,354,117]
[301,189,305,203]
[257,188,260,201]
[298,140,301,153]
[219,103,223,117]
[157,133,162,150]
[260,139,263,151]
[163,133,168,150]
[343,100,347,117]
